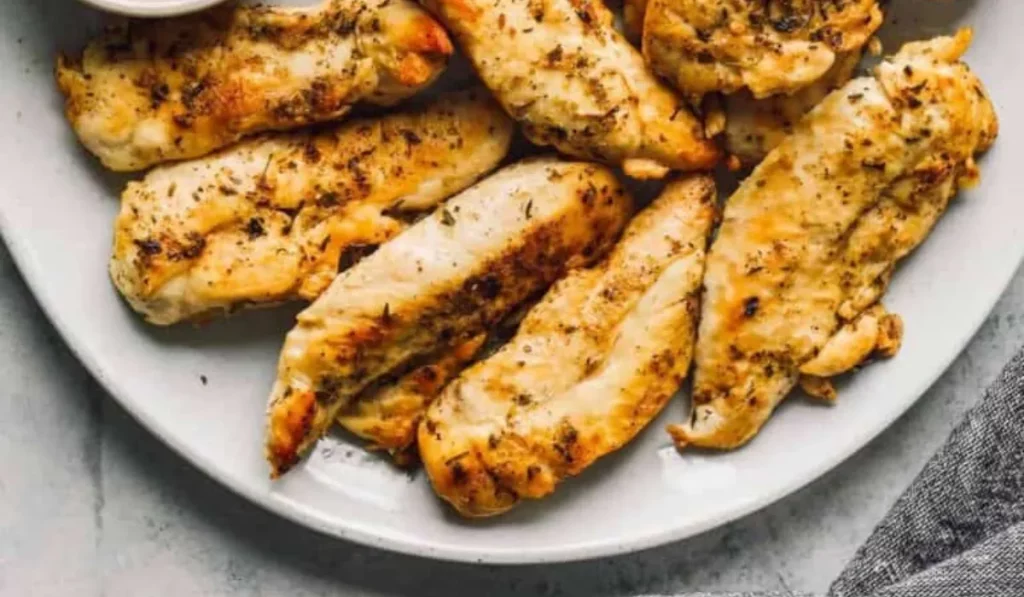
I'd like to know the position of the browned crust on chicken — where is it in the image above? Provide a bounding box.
[669,30,998,450]
[266,159,634,476]
[421,0,720,177]
[56,0,452,171]
[110,90,512,325]
[643,0,883,99]
[337,335,486,458]
[421,175,715,516]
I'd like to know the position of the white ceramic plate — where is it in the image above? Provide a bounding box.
[78,0,225,18]
[2,0,1021,564]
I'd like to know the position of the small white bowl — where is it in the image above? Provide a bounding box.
[80,0,226,17]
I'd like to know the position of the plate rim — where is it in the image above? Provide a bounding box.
[3,0,1020,559]
[75,0,226,18]
[2,192,1020,563]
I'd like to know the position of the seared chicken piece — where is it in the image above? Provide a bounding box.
[643,0,882,99]
[56,0,452,171]
[420,0,720,178]
[668,31,998,450]
[266,159,633,476]
[420,176,715,516]
[337,335,486,462]
[723,52,861,166]
[111,90,513,325]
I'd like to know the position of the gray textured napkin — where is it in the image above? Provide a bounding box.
[675,347,1024,597]
[828,347,1024,596]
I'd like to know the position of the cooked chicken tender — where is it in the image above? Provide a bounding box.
[56,0,453,171]
[723,52,861,166]
[266,159,634,476]
[643,0,882,99]
[420,0,720,178]
[420,176,715,516]
[337,335,486,462]
[668,31,998,450]
[111,90,513,325]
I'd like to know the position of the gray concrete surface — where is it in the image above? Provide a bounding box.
[2,241,1022,597]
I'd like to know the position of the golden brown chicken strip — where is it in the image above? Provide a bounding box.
[643,0,882,99]
[266,158,634,476]
[420,175,715,516]
[668,31,998,450]
[56,0,452,171]
[110,90,513,325]
[420,0,720,178]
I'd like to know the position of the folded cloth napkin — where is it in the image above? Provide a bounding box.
[828,347,1024,596]
[673,347,1024,597]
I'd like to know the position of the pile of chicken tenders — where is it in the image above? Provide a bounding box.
[56,0,998,517]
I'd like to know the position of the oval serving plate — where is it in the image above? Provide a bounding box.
[1,0,1022,563]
